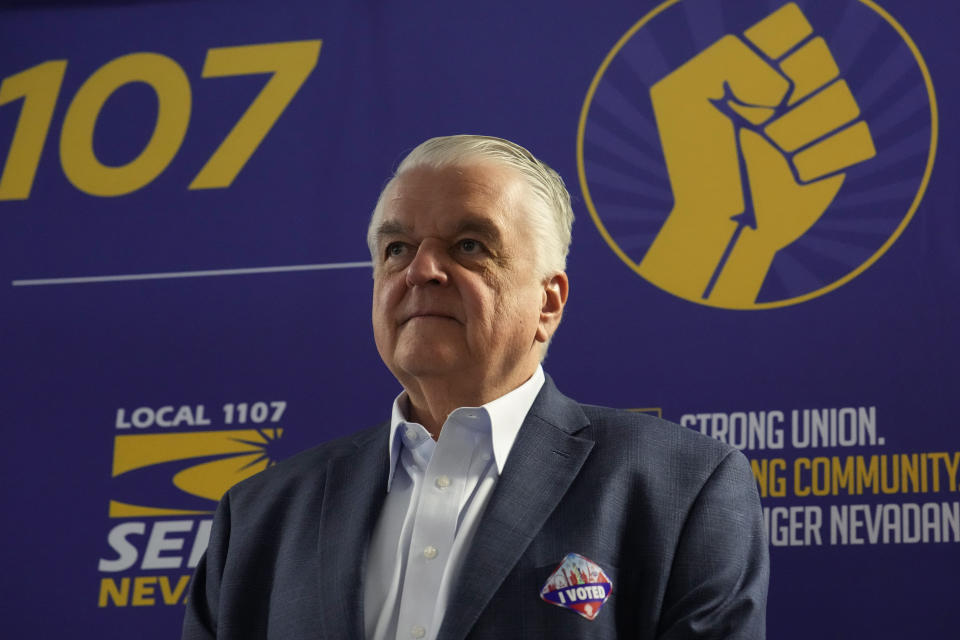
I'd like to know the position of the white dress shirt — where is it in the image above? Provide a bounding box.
[363,366,546,640]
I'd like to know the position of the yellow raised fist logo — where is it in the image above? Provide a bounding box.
[639,3,876,306]
[580,0,935,309]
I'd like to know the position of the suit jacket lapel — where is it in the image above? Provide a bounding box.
[437,378,594,640]
[316,425,390,639]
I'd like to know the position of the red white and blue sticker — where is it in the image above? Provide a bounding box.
[539,553,613,621]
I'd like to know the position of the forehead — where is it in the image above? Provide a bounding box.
[378,162,528,236]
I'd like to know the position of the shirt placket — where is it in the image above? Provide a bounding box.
[395,416,478,640]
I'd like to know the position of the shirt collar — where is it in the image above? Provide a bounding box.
[386,365,545,491]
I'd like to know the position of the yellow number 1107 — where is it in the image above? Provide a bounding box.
[0,39,321,200]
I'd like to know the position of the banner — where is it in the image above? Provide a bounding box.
[1,1,956,637]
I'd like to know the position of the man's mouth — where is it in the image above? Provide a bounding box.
[402,312,459,324]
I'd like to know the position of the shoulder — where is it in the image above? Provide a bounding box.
[580,404,729,453]
[577,403,749,490]
[223,422,386,510]
[532,376,744,485]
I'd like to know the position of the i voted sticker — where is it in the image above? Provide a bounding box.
[539,553,613,621]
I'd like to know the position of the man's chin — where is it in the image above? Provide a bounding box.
[392,347,468,379]
[395,358,462,379]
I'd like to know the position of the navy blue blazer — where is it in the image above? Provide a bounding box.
[183,377,768,639]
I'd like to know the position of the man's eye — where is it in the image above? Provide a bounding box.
[385,242,406,258]
[459,239,482,253]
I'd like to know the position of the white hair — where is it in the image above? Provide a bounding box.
[367,135,574,277]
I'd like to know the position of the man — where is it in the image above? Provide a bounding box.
[183,135,768,639]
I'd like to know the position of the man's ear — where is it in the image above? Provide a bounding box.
[535,272,569,344]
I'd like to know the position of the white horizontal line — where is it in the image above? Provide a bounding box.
[11,261,373,286]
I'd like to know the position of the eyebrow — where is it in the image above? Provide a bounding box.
[374,220,409,241]
[453,218,502,243]
[373,216,503,244]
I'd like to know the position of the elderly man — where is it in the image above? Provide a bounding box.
[183,135,768,640]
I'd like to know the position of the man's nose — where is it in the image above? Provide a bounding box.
[405,242,449,287]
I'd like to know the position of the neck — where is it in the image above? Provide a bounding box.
[401,366,538,439]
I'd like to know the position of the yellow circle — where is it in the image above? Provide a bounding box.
[576,0,938,309]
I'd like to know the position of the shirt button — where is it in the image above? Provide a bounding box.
[410,625,426,638]
[404,427,418,441]
[423,545,438,559]
[435,475,451,489]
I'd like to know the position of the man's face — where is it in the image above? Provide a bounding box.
[371,162,559,396]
